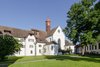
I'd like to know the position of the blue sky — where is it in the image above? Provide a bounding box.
[0,0,80,31]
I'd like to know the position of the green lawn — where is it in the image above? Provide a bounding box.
[0,55,100,67]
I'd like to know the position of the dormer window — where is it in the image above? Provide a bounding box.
[0,31,3,34]
[29,34,33,36]
[4,30,11,34]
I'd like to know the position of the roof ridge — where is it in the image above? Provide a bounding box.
[0,25,31,32]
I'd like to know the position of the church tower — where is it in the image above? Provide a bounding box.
[46,18,51,34]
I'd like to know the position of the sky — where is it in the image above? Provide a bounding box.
[0,0,80,31]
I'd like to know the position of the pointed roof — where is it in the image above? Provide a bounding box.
[46,26,58,37]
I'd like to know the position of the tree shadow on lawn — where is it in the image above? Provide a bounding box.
[45,55,100,63]
[0,56,23,67]
[84,54,100,58]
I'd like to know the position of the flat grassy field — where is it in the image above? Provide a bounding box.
[0,55,100,67]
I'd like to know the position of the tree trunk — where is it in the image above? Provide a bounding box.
[81,46,85,56]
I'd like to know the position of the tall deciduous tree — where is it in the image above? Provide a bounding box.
[0,35,21,60]
[94,1,100,42]
[64,0,100,55]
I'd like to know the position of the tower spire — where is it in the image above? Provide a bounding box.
[46,17,51,34]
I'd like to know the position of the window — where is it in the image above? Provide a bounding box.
[89,45,91,50]
[28,39,34,42]
[58,39,61,51]
[39,49,41,53]
[22,45,25,48]
[92,45,94,50]
[87,46,88,50]
[29,45,33,48]
[95,45,97,50]
[20,38,25,42]
[98,43,100,49]
[51,46,53,50]
[58,29,60,33]
[30,50,33,54]
[39,45,42,47]
[43,48,46,53]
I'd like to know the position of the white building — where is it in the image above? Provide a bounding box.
[0,18,72,56]
[64,40,75,53]
[85,43,100,54]
[75,43,100,54]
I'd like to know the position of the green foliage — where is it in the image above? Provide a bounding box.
[0,35,21,60]
[64,0,100,46]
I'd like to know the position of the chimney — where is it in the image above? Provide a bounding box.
[46,17,51,34]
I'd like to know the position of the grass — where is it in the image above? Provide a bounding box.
[0,54,100,67]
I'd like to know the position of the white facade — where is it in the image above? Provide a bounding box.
[52,26,65,50]
[43,44,58,55]
[75,43,100,54]
[46,26,65,50]
[85,43,100,54]
[36,43,45,55]
[0,21,72,56]
[14,26,66,56]
[14,35,36,56]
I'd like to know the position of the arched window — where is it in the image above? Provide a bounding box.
[58,39,61,51]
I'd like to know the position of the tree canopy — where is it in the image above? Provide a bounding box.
[64,0,100,55]
[0,35,21,60]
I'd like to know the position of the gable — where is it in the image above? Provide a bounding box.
[53,26,65,37]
